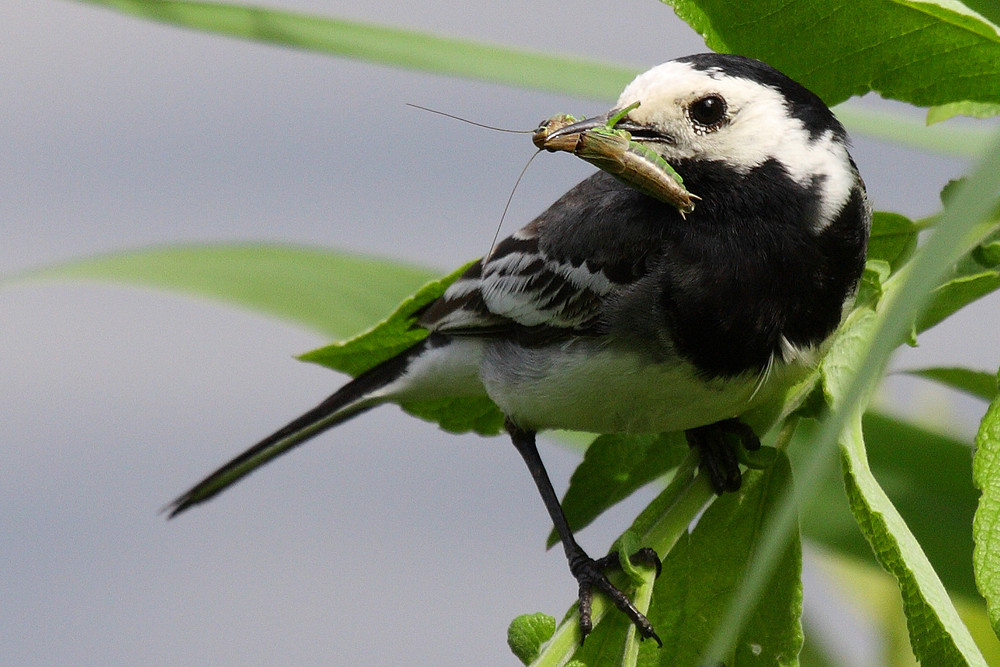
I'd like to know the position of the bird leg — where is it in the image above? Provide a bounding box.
[685,418,761,493]
[506,420,662,646]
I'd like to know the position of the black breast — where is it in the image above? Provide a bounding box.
[517,166,867,375]
[657,158,869,378]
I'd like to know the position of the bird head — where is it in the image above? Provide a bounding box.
[618,54,860,229]
[543,54,864,232]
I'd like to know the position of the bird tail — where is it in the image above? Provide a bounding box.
[166,339,431,518]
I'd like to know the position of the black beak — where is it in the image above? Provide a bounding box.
[534,105,662,153]
[542,114,612,140]
[543,107,645,140]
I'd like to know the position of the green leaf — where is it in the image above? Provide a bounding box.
[973,369,1000,638]
[571,454,802,666]
[11,243,435,339]
[79,0,635,100]
[297,263,464,375]
[857,260,891,309]
[794,133,1000,662]
[928,101,1000,124]
[917,271,1000,334]
[975,240,1000,268]
[793,412,981,601]
[508,612,556,665]
[904,366,999,401]
[546,433,688,548]
[867,212,920,271]
[662,0,1000,108]
[840,409,986,665]
[73,1,996,156]
[833,102,995,158]
[913,203,1000,335]
[620,549,659,667]
[300,261,506,435]
[816,290,984,662]
[798,626,839,667]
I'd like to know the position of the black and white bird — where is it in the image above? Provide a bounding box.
[168,53,871,644]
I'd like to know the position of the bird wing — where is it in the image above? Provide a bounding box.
[418,223,614,340]
[418,172,672,341]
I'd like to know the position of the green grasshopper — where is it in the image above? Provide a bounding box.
[533,101,699,216]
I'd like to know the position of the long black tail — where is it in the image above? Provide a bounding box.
[166,340,429,518]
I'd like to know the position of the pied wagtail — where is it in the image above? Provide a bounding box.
[168,53,871,644]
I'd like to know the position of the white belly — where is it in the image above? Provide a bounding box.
[386,337,809,435]
[480,339,786,434]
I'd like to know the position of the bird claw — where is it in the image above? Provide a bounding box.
[572,549,663,647]
[685,418,761,493]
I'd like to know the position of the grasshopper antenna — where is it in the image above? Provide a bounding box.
[406,103,534,134]
[489,150,541,258]
[406,103,543,259]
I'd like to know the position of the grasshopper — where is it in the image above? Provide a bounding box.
[533,101,699,216]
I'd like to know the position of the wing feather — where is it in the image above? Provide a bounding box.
[417,172,669,341]
[419,225,614,337]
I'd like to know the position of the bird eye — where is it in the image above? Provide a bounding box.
[689,95,727,129]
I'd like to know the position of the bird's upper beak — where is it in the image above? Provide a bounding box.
[532,104,697,215]
[533,107,646,151]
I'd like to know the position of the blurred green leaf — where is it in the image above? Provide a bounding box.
[833,102,993,159]
[79,0,636,100]
[975,240,1000,268]
[13,243,434,338]
[913,201,1000,335]
[973,369,1000,638]
[928,101,1000,124]
[798,621,839,667]
[903,367,999,401]
[75,0,996,155]
[793,412,980,600]
[811,549,1000,666]
[662,0,1000,108]
[918,271,1000,334]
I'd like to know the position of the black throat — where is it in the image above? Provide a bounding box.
[654,158,868,377]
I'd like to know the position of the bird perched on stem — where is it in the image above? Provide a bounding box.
[167,53,871,645]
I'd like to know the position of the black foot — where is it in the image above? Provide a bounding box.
[505,420,663,647]
[571,547,663,646]
[685,418,760,494]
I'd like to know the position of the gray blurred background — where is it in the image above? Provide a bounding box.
[3,1,996,664]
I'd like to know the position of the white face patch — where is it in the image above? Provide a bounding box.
[617,61,856,230]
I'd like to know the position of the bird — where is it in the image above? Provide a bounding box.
[167,53,871,645]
